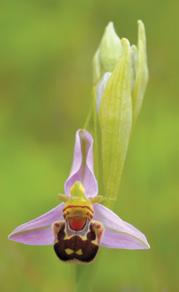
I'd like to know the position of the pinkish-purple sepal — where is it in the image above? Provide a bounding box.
[8,203,64,245]
[94,203,150,249]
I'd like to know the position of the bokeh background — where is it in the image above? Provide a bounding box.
[1,0,179,291]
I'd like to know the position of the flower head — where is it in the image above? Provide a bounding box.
[9,130,150,263]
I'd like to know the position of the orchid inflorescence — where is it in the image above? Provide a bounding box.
[8,20,150,263]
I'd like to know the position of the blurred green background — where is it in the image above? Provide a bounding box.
[1,0,179,291]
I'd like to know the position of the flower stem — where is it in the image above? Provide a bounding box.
[75,264,95,292]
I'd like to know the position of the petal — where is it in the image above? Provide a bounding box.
[94,204,150,249]
[64,129,98,198]
[8,203,64,245]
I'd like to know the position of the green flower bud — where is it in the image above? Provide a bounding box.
[93,22,122,84]
[86,20,148,203]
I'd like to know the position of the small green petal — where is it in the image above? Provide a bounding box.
[99,22,122,72]
[93,22,122,85]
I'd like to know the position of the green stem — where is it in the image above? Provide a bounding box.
[75,264,95,292]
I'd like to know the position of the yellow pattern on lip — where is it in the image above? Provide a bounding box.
[76,249,83,255]
[65,248,74,255]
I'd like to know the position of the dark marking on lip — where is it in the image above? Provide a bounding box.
[53,223,99,263]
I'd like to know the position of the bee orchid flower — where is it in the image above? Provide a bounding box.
[8,129,150,263]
